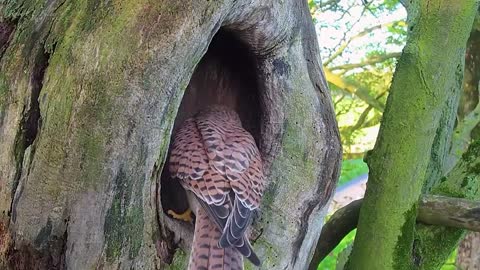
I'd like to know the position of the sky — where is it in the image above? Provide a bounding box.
[311,0,408,153]
[314,0,407,66]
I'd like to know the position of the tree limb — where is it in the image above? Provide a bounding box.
[347,2,478,268]
[341,90,387,135]
[324,21,402,65]
[320,0,340,9]
[313,0,340,12]
[418,195,480,231]
[355,91,385,127]
[324,68,385,112]
[308,200,362,270]
[330,52,402,71]
[344,105,373,131]
[308,195,480,269]
[399,0,409,10]
[447,98,480,170]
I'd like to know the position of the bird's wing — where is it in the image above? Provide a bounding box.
[195,112,265,254]
[170,118,209,181]
[171,110,264,267]
[170,119,229,205]
[218,130,265,250]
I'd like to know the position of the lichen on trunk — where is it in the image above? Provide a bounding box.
[414,140,480,270]
[0,0,340,269]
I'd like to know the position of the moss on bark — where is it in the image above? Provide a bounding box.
[414,140,480,270]
[1,0,226,267]
[347,1,479,269]
[1,0,341,269]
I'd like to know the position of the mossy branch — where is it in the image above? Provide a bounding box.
[308,199,362,270]
[418,195,480,231]
[347,1,479,269]
[309,195,480,268]
[324,68,385,112]
[329,52,401,71]
[447,101,480,170]
[311,138,480,269]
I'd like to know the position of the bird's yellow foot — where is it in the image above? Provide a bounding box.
[167,209,193,223]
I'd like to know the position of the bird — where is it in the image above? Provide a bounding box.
[168,105,266,270]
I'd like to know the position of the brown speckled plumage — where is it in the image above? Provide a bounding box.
[169,106,265,269]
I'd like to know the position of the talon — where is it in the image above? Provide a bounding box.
[167,209,193,222]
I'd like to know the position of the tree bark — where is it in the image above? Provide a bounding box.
[347,1,479,269]
[455,19,480,270]
[309,193,480,269]
[0,1,341,269]
[419,9,480,269]
[457,232,480,270]
[417,195,480,232]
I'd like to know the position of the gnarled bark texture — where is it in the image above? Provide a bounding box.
[0,1,341,269]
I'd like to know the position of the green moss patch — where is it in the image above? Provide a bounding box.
[104,168,145,262]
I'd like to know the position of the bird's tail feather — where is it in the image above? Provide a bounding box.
[197,198,260,266]
[189,207,243,270]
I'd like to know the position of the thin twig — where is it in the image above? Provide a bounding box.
[330,52,402,71]
[324,21,402,65]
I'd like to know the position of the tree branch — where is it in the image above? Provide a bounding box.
[399,0,409,10]
[347,2,478,268]
[324,68,385,112]
[311,139,480,269]
[320,3,366,61]
[317,0,341,12]
[447,99,480,170]
[320,0,340,8]
[330,52,402,71]
[418,195,480,231]
[308,200,362,270]
[308,195,480,269]
[341,91,386,134]
[324,21,402,65]
[346,105,373,131]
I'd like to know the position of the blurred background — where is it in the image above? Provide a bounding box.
[310,0,480,269]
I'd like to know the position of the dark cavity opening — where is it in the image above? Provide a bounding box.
[25,48,49,147]
[0,19,16,60]
[160,29,262,219]
[11,47,49,211]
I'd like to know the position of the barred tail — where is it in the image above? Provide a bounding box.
[189,207,243,270]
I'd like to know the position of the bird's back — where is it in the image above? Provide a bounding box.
[169,106,265,269]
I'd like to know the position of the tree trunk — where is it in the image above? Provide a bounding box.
[455,20,480,270]
[347,1,479,269]
[458,29,480,121]
[0,1,341,269]
[457,232,480,270]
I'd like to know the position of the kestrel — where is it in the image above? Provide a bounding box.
[168,106,265,269]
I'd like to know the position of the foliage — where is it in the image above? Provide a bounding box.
[440,249,458,270]
[310,3,479,269]
[347,0,478,268]
[310,0,407,154]
[317,230,356,270]
[338,159,368,186]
